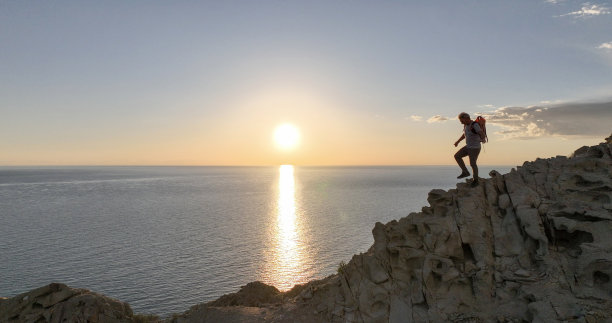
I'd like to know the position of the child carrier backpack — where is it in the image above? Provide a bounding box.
[471,116,488,143]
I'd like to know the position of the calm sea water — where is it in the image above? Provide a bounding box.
[0,165,511,316]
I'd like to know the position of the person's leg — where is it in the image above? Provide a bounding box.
[454,146,470,177]
[468,148,481,185]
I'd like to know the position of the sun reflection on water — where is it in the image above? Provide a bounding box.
[262,165,311,291]
[278,165,297,254]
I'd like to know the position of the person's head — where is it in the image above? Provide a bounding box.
[458,112,471,124]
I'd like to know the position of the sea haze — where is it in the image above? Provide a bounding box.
[0,165,512,315]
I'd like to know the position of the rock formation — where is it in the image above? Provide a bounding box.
[0,283,134,322]
[2,135,611,322]
[276,134,612,323]
[261,134,611,322]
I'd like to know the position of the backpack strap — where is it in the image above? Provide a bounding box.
[470,121,477,134]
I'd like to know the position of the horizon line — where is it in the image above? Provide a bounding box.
[0,164,517,168]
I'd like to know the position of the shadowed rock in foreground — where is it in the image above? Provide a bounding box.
[0,283,133,322]
[2,135,611,322]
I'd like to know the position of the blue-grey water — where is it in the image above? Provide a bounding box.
[0,165,512,316]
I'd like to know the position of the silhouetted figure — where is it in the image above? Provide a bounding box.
[454,112,486,187]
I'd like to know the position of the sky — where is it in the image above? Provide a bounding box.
[1,0,611,166]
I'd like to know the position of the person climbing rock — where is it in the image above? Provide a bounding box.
[453,112,486,187]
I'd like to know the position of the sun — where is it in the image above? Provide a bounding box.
[274,123,300,150]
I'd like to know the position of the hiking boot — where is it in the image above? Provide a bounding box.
[457,172,470,179]
[470,180,479,187]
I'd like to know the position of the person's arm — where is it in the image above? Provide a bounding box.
[454,134,465,147]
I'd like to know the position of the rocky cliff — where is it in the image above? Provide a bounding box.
[295,135,612,322]
[2,135,611,323]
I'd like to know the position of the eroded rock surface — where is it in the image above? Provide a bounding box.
[273,135,612,323]
[0,283,133,322]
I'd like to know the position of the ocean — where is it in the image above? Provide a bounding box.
[0,165,512,316]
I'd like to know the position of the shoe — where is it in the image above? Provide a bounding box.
[470,180,479,187]
[457,172,470,179]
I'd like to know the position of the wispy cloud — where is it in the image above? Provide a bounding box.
[599,41,612,49]
[539,99,565,105]
[482,101,612,139]
[477,104,497,111]
[427,115,449,123]
[559,2,611,18]
[408,115,423,122]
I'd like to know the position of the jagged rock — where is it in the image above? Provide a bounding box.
[0,283,133,322]
[208,282,282,307]
[269,135,612,322]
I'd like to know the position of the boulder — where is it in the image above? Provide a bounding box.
[0,283,133,323]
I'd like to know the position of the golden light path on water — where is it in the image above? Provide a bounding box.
[262,165,312,291]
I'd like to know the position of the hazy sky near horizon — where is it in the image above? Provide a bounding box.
[2,1,611,166]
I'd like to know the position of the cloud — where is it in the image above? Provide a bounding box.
[409,115,423,122]
[481,101,612,139]
[427,115,449,123]
[477,104,497,111]
[559,2,611,18]
[539,99,565,105]
[599,42,612,49]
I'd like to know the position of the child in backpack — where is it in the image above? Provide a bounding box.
[454,112,486,187]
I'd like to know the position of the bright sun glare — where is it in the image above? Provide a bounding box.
[274,124,300,150]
